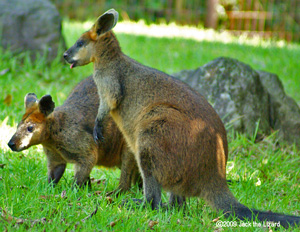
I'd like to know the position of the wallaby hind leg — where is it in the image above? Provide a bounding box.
[138,148,162,210]
[142,176,161,210]
[45,149,67,186]
[118,151,139,192]
[131,168,143,189]
[74,159,95,188]
[48,163,66,186]
[107,151,141,196]
[74,165,93,188]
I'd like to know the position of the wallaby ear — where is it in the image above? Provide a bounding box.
[38,95,55,116]
[24,93,38,109]
[90,9,119,40]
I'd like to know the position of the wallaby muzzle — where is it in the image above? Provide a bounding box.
[63,48,78,69]
[8,137,19,151]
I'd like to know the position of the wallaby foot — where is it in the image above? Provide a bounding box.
[121,178,162,210]
[143,175,162,210]
[138,147,162,210]
[48,163,66,186]
[120,173,162,210]
[73,176,92,189]
[169,193,186,207]
[74,162,94,189]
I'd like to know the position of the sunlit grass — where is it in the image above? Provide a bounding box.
[0,117,15,152]
[66,19,294,48]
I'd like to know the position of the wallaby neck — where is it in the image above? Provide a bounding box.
[93,31,123,71]
[44,111,61,144]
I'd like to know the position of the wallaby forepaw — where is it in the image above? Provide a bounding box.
[93,121,105,143]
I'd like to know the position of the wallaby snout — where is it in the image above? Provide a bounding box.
[7,138,17,151]
[8,122,45,152]
[7,130,36,152]
[63,52,70,61]
[64,35,95,69]
[63,49,77,69]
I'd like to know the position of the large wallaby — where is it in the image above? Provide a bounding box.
[63,9,300,228]
[8,76,140,191]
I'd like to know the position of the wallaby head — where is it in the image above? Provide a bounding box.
[8,93,55,152]
[63,9,119,68]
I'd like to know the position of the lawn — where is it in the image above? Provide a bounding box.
[0,20,299,231]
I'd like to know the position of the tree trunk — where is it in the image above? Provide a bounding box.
[205,0,218,29]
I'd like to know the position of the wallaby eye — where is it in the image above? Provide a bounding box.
[77,40,84,47]
[27,125,34,133]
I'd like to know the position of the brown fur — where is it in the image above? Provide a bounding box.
[63,9,300,228]
[8,76,141,191]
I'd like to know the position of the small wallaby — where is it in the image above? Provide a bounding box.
[8,76,140,191]
[63,9,300,228]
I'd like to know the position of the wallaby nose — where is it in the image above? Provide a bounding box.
[63,52,69,60]
[8,140,17,151]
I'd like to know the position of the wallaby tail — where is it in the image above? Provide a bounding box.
[233,207,300,229]
[203,184,300,229]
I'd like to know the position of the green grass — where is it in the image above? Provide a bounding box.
[1,21,300,231]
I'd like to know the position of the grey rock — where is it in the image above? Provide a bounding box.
[173,57,300,146]
[258,70,300,146]
[0,0,66,62]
